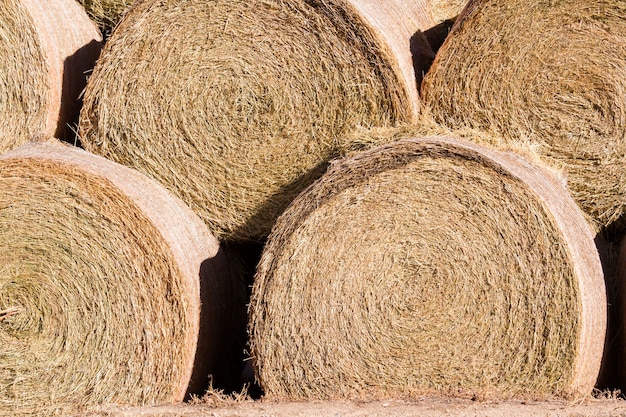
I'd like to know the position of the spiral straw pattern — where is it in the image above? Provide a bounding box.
[250,135,605,400]
[0,141,240,415]
[78,0,438,242]
[422,0,626,231]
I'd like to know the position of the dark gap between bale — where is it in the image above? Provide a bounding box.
[222,241,266,399]
[249,135,606,401]
[0,141,244,415]
[421,18,457,56]
[614,234,626,393]
[78,0,437,243]
[598,219,626,394]
[0,0,101,152]
[413,0,468,55]
[594,231,622,392]
[421,0,626,233]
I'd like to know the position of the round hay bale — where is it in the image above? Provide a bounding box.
[77,0,134,38]
[420,0,626,232]
[249,135,606,400]
[78,0,437,242]
[0,0,102,152]
[0,140,242,415]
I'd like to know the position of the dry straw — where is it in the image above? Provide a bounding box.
[421,0,626,232]
[78,0,439,243]
[76,0,135,37]
[0,0,102,153]
[0,141,242,415]
[249,134,606,400]
[428,0,469,23]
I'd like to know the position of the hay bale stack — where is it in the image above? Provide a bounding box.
[0,0,102,152]
[0,141,241,415]
[78,0,437,242]
[77,0,135,37]
[250,135,606,400]
[421,0,626,232]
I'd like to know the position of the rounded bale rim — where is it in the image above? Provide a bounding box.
[78,0,437,243]
[0,0,102,152]
[421,0,626,232]
[0,141,240,415]
[250,135,606,400]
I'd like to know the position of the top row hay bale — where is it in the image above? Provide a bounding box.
[421,0,626,232]
[76,0,135,38]
[75,0,466,42]
[0,0,102,153]
[78,0,447,243]
[0,140,242,415]
[249,134,606,401]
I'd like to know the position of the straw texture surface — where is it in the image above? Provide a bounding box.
[421,0,626,231]
[0,141,238,415]
[0,0,101,152]
[428,0,468,22]
[78,0,435,242]
[77,0,134,37]
[250,135,606,400]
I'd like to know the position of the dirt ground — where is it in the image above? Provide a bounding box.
[78,396,626,417]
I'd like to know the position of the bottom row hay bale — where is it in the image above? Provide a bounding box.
[0,141,243,415]
[249,135,606,400]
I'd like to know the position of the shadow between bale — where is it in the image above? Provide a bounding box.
[186,252,247,398]
[59,38,103,144]
[609,225,626,395]
[221,240,266,399]
[410,31,436,88]
[227,160,331,245]
[592,230,621,393]
[421,18,456,55]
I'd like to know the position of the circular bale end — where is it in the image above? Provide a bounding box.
[0,0,102,152]
[421,0,626,232]
[0,141,240,415]
[250,136,606,400]
[78,0,435,242]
